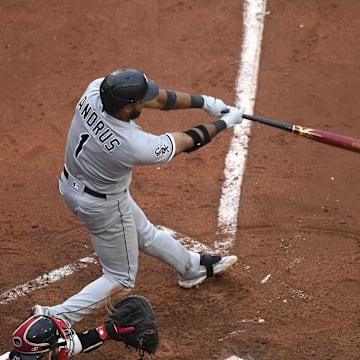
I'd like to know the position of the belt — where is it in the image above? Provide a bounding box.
[63,167,106,199]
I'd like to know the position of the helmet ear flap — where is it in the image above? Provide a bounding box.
[100,78,128,115]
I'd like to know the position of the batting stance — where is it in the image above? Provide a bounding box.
[32,68,245,324]
[6,296,158,360]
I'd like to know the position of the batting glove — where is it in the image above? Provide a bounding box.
[220,106,245,128]
[202,95,229,117]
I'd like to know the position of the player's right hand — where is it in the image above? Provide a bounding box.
[220,106,245,128]
[202,95,229,117]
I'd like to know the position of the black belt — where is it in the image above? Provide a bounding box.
[63,167,106,199]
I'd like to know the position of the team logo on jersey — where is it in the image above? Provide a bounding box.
[154,144,169,156]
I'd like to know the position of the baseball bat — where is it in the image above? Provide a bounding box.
[243,114,360,154]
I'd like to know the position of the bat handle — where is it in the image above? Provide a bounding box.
[242,113,294,132]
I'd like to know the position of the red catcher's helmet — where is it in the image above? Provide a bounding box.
[10,316,66,360]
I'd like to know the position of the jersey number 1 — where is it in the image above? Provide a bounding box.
[75,134,90,157]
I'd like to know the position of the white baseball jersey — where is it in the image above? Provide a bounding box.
[65,78,176,195]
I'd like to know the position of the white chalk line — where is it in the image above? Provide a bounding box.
[218,1,267,358]
[0,257,98,305]
[215,0,267,253]
[0,228,207,305]
[0,1,267,359]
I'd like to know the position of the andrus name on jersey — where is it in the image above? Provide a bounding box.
[77,96,121,152]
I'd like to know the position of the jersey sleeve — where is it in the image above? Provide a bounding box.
[125,131,176,166]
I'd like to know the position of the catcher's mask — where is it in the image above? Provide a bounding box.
[9,315,65,360]
[100,68,159,115]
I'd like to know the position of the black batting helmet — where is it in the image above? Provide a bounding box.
[100,68,159,115]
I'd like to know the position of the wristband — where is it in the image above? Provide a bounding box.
[78,328,104,353]
[212,119,227,132]
[190,95,204,108]
[162,89,177,110]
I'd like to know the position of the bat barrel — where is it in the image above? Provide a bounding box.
[243,113,360,154]
[292,125,360,153]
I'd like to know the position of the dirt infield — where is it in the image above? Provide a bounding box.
[1,1,359,359]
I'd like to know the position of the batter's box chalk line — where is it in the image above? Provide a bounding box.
[0,256,97,305]
[0,227,216,305]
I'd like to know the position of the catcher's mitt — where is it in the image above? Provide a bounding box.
[105,295,159,357]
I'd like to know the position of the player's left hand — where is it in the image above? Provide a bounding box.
[104,295,159,356]
[220,105,245,128]
[202,95,229,117]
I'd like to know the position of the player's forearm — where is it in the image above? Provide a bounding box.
[73,328,105,354]
[171,120,226,155]
[145,89,204,110]
[171,107,245,155]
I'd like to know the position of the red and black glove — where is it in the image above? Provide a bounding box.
[100,295,159,356]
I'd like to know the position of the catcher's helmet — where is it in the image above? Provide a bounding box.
[10,316,64,360]
[100,68,159,115]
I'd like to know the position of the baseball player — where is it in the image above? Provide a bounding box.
[7,295,158,360]
[32,68,245,324]
[7,315,114,360]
